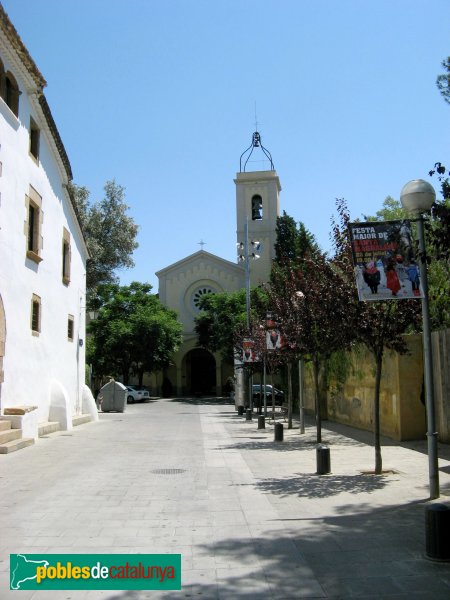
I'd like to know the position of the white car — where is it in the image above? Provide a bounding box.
[126,386,150,403]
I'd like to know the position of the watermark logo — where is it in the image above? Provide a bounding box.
[10,554,181,590]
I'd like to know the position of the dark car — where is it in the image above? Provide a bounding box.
[252,384,284,406]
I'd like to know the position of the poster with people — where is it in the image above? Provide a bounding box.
[266,314,283,350]
[243,338,258,363]
[348,220,423,301]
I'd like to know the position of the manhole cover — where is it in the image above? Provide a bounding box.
[151,468,186,475]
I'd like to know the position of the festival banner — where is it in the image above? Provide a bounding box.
[266,329,282,350]
[265,314,283,350]
[243,338,258,363]
[348,220,423,302]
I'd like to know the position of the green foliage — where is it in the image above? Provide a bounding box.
[195,288,268,362]
[274,212,320,267]
[88,282,182,384]
[436,57,450,105]
[363,196,407,222]
[325,349,355,389]
[70,180,139,298]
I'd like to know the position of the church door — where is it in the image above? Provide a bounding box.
[185,349,216,396]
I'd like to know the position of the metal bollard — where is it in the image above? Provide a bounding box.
[258,415,265,430]
[425,503,450,561]
[274,422,283,442]
[316,444,331,474]
[246,409,252,421]
[237,405,244,416]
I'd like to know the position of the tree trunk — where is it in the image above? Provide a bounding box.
[287,362,293,429]
[313,356,321,443]
[374,352,383,474]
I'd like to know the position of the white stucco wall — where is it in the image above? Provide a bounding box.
[0,48,88,423]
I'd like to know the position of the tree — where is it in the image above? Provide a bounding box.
[88,282,182,385]
[268,245,358,441]
[332,198,421,473]
[436,57,450,105]
[70,180,139,298]
[363,195,407,222]
[272,214,323,427]
[195,289,248,362]
[274,212,320,266]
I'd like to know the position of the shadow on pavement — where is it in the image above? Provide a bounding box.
[169,396,235,406]
[82,498,450,600]
[244,471,391,498]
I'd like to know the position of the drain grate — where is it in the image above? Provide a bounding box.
[151,468,186,475]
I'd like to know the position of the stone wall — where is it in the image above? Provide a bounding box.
[303,334,431,442]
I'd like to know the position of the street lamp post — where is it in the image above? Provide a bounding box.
[237,219,260,410]
[400,179,439,500]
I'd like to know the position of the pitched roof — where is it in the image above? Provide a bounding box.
[0,3,45,88]
[0,3,72,180]
[156,249,244,278]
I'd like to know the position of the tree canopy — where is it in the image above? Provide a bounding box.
[88,282,182,385]
[332,198,421,472]
[70,180,139,298]
[436,57,450,105]
[195,288,267,363]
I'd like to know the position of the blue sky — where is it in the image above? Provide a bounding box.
[4,0,450,290]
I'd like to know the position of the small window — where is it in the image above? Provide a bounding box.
[67,315,74,341]
[62,228,71,284]
[31,294,41,335]
[251,195,263,220]
[1,71,20,117]
[25,186,43,263]
[29,118,40,161]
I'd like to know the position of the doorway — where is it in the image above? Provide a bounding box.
[184,349,216,396]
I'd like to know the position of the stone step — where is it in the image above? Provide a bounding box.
[0,428,21,444]
[72,414,91,427]
[0,420,12,432]
[38,421,60,437]
[0,437,35,454]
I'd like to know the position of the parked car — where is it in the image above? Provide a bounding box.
[126,386,150,403]
[252,384,285,406]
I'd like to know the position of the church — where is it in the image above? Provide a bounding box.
[152,132,282,397]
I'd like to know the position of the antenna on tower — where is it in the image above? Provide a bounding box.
[254,101,258,132]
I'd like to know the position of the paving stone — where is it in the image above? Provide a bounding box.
[1,400,450,599]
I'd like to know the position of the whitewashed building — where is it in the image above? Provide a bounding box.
[0,5,96,443]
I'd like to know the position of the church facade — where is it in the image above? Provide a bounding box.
[153,135,282,397]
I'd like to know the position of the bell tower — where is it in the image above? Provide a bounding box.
[235,131,281,286]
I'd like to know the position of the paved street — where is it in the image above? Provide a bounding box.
[1,397,450,599]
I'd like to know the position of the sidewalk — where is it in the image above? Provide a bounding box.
[1,397,450,599]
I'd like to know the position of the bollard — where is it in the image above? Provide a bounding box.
[425,503,450,561]
[258,415,265,430]
[237,405,244,416]
[316,444,331,474]
[274,422,283,442]
[246,409,252,421]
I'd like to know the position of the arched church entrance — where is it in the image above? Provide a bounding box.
[184,349,216,396]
